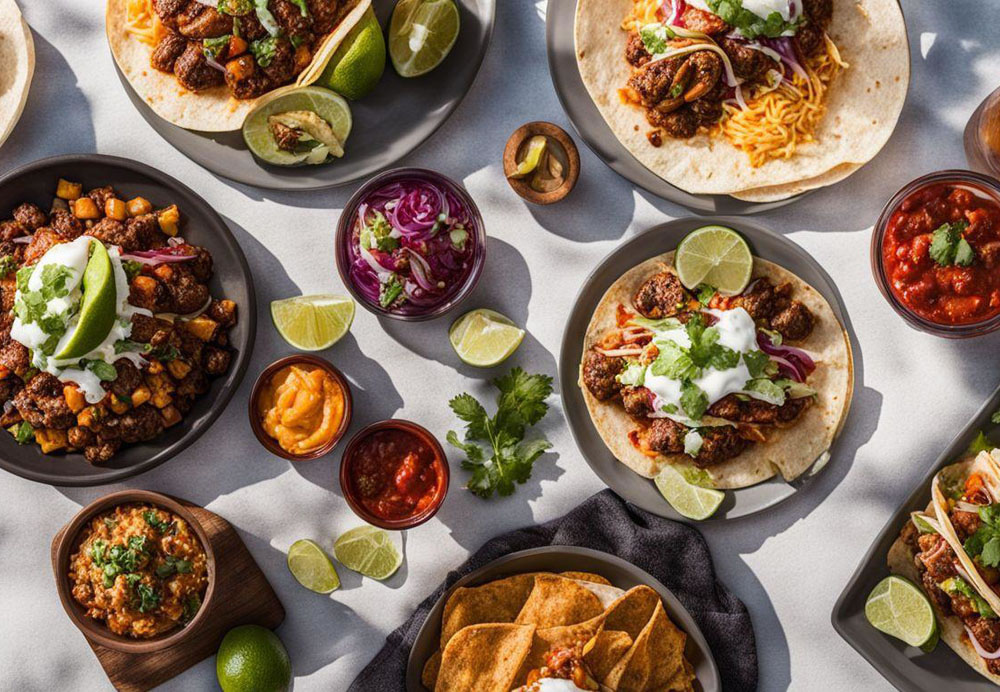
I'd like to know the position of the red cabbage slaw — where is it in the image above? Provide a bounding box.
[756,330,816,382]
[347,177,478,314]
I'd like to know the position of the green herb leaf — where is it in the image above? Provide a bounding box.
[447,368,553,499]
[744,378,786,406]
[679,380,709,420]
[288,0,309,16]
[218,0,252,14]
[250,36,278,67]
[930,221,972,267]
[992,408,1000,425]
[964,504,1000,569]
[639,24,668,55]
[144,510,170,533]
[969,430,993,455]
[743,349,771,378]
[379,274,404,309]
[136,584,161,613]
[202,35,231,59]
[82,359,117,382]
[9,421,34,444]
[695,284,716,306]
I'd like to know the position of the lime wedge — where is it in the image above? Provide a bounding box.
[287,539,340,593]
[270,294,355,351]
[865,575,938,648]
[448,309,525,367]
[243,87,352,167]
[654,464,724,520]
[55,241,117,360]
[316,7,386,100]
[674,225,753,296]
[333,526,402,580]
[510,136,548,179]
[389,0,460,78]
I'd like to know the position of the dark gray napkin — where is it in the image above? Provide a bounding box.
[349,489,757,692]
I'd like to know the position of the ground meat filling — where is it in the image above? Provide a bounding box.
[624,31,652,67]
[723,278,815,341]
[647,418,749,468]
[581,349,624,401]
[910,528,1000,673]
[633,271,690,319]
[621,386,653,418]
[707,394,810,425]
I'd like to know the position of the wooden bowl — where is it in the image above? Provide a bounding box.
[53,490,217,654]
[248,354,353,461]
[339,419,450,530]
[503,121,581,205]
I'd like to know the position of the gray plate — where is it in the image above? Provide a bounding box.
[116,0,495,191]
[559,217,854,521]
[0,154,256,487]
[545,0,810,214]
[404,545,721,691]
[832,387,1000,690]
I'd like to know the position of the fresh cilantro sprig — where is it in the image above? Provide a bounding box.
[929,221,974,267]
[964,504,1000,568]
[447,368,553,498]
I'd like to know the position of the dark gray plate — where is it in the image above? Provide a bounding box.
[545,0,809,214]
[404,546,721,691]
[832,387,1000,690]
[115,0,495,191]
[559,217,854,521]
[0,154,256,486]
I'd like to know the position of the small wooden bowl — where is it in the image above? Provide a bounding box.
[53,490,217,654]
[503,121,581,205]
[339,419,450,530]
[248,354,353,461]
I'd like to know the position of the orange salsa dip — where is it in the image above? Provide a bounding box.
[257,364,345,455]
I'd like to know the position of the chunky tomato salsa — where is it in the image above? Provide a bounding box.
[882,181,1000,324]
[348,428,444,521]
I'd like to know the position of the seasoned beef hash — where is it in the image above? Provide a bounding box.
[69,502,209,638]
[0,178,237,463]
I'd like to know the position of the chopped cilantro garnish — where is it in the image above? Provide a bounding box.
[122,260,143,281]
[695,284,716,306]
[0,255,15,278]
[202,35,231,59]
[679,380,709,420]
[155,555,193,579]
[144,510,171,533]
[964,505,1000,569]
[9,421,34,444]
[136,584,161,613]
[743,349,771,378]
[639,24,669,55]
[703,0,801,38]
[969,430,993,455]
[929,221,974,267]
[81,359,117,382]
[218,0,252,14]
[250,36,278,67]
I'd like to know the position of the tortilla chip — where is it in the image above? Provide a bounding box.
[441,573,537,647]
[575,0,909,196]
[604,601,692,691]
[421,649,441,690]
[561,571,613,586]
[602,585,662,640]
[515,575,605,628]
[584,629,634,681]
[435,623,536,692]
[580,254,853,489]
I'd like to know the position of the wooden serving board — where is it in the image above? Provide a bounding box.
[50,501,285,692]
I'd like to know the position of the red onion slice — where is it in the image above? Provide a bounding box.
[966,624,1000,659]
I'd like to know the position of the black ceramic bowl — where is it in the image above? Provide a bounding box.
[0,154,256,486]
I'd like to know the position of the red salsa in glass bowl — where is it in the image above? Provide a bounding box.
[336,168,486,321]
[872,170,1000,337]
[339,420,449,529]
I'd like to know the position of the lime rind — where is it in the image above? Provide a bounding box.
[270,294,355,351]
[243,87,352,167]
[333,526,403,580]
[674,225,753,295]
[287,539,340,593]
[448,308,524,367]
[55,241,117,360]
[389,0,461,78]
[865,575,937,648]
[654,464,724,520]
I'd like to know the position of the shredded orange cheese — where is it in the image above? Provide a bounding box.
[715,35,848,167]
[125,0,165,46]
[623,0,663,31]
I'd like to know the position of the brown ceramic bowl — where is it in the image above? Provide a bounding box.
[339,419,450,530]
[503,121,580,205]
[53,489,216,654]
[248,354,353,461]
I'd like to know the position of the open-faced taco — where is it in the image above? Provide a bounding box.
[105,0,370,131]
[888,451,1000,685]
[573,0,909,199]
[579,252,852,490]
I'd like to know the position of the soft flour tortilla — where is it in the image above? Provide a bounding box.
[579,253,853,489]
[0,0,34,149]
[105,0,370,132]
[887,455,1000,687]
[575,0,910,198]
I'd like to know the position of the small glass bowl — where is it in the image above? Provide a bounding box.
[248,355,353,461]
[335,168,487,322]
[339,419,449,530]
[870,169,1000,339]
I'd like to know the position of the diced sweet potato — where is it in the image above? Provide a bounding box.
[167,359,191,380]
[56,179,82,200]
[127,197,153,217]
[160,405,182,428]
[72,197,100,220]
[183,315,219,342]
[64,386,87,414]
[36,429,69,454]
[131,385,151,407]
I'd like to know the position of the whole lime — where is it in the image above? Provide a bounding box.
[316,7,386,100]
[216,625,292,692]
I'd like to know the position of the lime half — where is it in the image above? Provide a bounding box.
[316,7,386,100]
[865,576,938,648]
[333,525,402,580]
[287,539,340,593]
[654,464,724,520]
[216,625,292,692]
[674,225,753,295]
[389,0,460,78]
[449,309,524,367]
[243,87,352,167]
[271,294,355,351]
[55,241,117,360]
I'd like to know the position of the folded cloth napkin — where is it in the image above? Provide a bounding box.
[349,489,757,692]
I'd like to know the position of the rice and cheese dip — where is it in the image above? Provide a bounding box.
[68,503,208,638]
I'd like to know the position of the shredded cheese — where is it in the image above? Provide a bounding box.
[125,0,160,46]
[623,0,664,31]
[715,35,847,167]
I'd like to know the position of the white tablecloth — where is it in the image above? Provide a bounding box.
[2,1,998,690]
